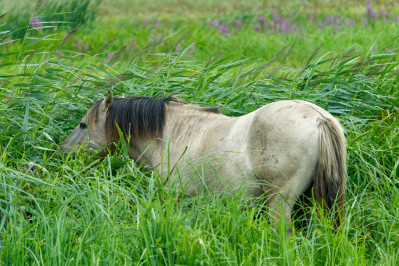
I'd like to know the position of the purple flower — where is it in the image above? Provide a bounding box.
[281,19,290,33]
[366,0,378,19]
[218,22,228,33]
[28,162,33,168]
[156,34,162,42]
[2,98,8,102]
[362,17,369,26]
[385,48,394,54]
[129,39,136,53]
[56,50,63,56]
[235,18,242,27]
[273,13,281,23]
[258,16,266,23]
[211,20,219,27]
[84,43,90,51]
[105,52,115,63]
[379,9,388,20]
[155,22,161,28]
[72,42,79,51]
[176,45,180,52]
[270,21,275,32]
[144,18,149,26]
[30,17,43,28]
[6,94,10,97]
[254,25,260,32]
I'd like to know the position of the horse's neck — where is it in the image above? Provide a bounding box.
[163,102,229,142]
[129,102,231,167]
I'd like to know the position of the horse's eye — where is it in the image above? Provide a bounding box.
[80,122,87,129]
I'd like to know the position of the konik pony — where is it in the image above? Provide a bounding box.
[62,91,346,234]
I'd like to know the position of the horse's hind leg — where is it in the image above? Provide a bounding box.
[265,169,314,237]
[267,192,297,236]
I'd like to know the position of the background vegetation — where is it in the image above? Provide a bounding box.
[0,0,398,264]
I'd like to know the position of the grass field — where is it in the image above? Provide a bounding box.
[0,0,398,264]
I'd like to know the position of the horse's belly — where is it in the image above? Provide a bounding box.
[162,149,264,196]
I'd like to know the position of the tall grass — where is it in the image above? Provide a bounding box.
[0,2,398,265]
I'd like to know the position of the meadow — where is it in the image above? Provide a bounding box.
[0,0,398,264]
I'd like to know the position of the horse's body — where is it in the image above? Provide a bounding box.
[62,92,346,233]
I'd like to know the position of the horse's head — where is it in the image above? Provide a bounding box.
[61,91,114,155]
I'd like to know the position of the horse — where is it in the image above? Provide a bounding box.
[61,91,346,234]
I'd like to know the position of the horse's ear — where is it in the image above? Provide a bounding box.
[101,91,113,111]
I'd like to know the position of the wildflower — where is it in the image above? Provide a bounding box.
[281,19,290,33]
[379,9,388,20]
[129,39,136,53]
[273,13,281,23]
[30,17,43,28]
[72,42,79,51]
[258,16,266,24]
[254,25,260,32]
[362,17,369,26]
[235,18,242,27]
[211,20,219,27]
[105,52,115,63]
[218,22,228,33]
[366,0,378,19]
[156,34,162,42]
[84,43,90,51]
[2,98,8,102]
[385,48,394,54]
[155,22,161,28]
[270,21,275,32]
[28,162,33,168]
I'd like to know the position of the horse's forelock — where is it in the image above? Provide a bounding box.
[87,100,102,125]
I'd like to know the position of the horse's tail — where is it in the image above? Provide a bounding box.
[313,117,346,228]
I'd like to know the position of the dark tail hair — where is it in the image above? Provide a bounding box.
[313,117,347,228]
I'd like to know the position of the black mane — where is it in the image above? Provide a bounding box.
[87,96,172,142]
[87,95,219,142]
